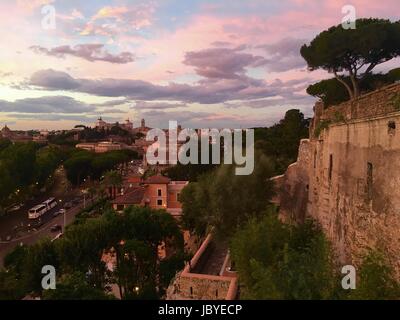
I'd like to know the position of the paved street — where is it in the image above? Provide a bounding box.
[0,199,85,267]
[0,162,142,268]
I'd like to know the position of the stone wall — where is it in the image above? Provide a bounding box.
[321,83,400,122]
[279,139,311,223]
[167,272,236,300]
[166,234,238,300]
[280,83,400,276]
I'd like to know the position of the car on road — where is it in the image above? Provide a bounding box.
[72,197,81,205]
[53,209,66,217]
[50,224,62,232]
[64,202,73,209]
[28,218,43,229]
[7,203,24,213]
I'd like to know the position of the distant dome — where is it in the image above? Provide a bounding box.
[1,125,11,132]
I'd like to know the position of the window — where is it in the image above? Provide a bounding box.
[314,149,317,169]
[328,154,333,182]
[157,189,162,197]
[190,287,193,296]
[177,192,181,201]
[367,162,373,200]
[388,121,396,134]
[116,204,124,211]
[157,199,163,206]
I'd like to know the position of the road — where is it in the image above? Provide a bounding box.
[0,161,142,268]
[0,199,85,267]
[0,166,88,267]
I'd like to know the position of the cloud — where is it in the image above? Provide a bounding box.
[30,44,135,64]
[97,108,127,114]
[30,70,80,90]
[134,101,187,110]
[16,0,54,12]
[28,69,269,103]
[28,69,311,105]
[0,96,95,114]
[225,95,315,109]
[91,98,131,107]
[80,4,156,37]
[141,110,242,128]
[5,113,119,123]
[139,109,286,129]
[0,71,13,77]
[183,46,268,80]
[258,37,307,72]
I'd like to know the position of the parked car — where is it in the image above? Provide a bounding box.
[63,202,73,209]
[28,218,43,229]
[53,209,66,217]
[72,198,81,205]
[50,224,62,232]
[7,203,24,213]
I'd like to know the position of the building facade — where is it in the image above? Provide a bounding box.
[111,175,188,218]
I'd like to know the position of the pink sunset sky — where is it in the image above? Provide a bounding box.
[0,0,399,130]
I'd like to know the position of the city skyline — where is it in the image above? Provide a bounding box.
[0,0,399,130]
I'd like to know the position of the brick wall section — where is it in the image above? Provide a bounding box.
[320,83,400,123]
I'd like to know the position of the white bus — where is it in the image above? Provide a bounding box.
[43,197,57,210]
[28,198,58,219]
[28,204,47,219]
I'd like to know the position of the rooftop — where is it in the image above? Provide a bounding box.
[111,187,145,205]
[143,175,171,184]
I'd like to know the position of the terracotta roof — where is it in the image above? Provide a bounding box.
[143,175,171,184]
[112,187,145,205]
[126,175,142,184]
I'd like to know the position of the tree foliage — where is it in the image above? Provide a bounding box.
[349,251,400,300]
[254,109,309,174]
[63,149,138,185]
[230,212,339,299]
[301,18,400,99]
[1,206,184,300]
[180,152,275,238]
[42,272,112,300]
[307,68,400,107]
[0,143,64,206]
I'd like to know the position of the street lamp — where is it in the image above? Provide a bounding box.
[59,199,66,233]
[82,189,88,208]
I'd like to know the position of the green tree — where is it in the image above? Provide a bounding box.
[35,146,64,185]
[307,68,400,107]
[42,272,112,300]
[181,152,275,238]
[349,251,400,300]
[0,138,11,152]
[254,110,309,174]
[231,212,338,300]
[104,206,184,299]
[301,18,400,99]
[1,206,184,300]
[63,150,93,185]
[103,170,123,199]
